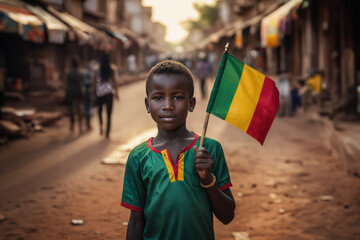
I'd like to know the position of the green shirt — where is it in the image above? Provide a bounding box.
[121,133,232,240]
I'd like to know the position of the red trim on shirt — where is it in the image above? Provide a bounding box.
[183,133,199,152]
[219,182,233,191]
[121,201,143,212]
[148,137,161,153]
[148,133,199,154]
[166,149,179,180]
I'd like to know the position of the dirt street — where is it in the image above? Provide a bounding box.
[0,81,360,240]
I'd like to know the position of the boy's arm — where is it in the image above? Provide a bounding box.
[194,146,235,224]
[203,181,235,224]
[126,210,145,240]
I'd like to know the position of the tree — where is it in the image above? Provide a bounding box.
[182,1,219,32]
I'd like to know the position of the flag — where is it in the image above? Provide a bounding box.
[206,52,279,145]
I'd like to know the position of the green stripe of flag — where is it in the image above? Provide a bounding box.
[207,53,245,119]
[206,52,228,113]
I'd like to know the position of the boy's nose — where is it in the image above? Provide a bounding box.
[162,98,174,110]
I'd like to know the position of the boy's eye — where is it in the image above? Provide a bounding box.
[173,96,184,100]
[153,96,163,101]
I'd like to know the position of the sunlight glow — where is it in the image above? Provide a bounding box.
[143,0,216,44]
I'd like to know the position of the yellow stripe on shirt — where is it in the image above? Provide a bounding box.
[161,149,176,183]
[178,152,184,181]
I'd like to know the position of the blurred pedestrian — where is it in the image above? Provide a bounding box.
[92,53,119,138]
[84,60,97,130]
[184,57,193,71]
[127,54,138,74]
[276,73,291,117]
[0,69,4,120]
[299,80,312,112]
[196,52,212,99]
[290,81,301,115]
[65,55,84,133]
[306,70,322,105]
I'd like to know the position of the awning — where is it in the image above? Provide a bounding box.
[186,25,230,52]
[226,0,284,38]
[97,23,163,52]
[261,0,303,47]
[105,25,129,46]
[24,3,68,44]
[117,25,146,48]
[197,0,301,49]
[0,0,45,43]
[48,6,107,46]
[186,1,285,52]
[93,23,133,49]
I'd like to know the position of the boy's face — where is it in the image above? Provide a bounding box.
[145,73,196,131]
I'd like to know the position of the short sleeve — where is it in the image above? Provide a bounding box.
[121,151,146,211]
[205,139,232,191]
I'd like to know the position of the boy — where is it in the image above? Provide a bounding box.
[121,60,235,240]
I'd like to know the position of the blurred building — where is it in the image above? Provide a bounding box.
[0,0,166,95]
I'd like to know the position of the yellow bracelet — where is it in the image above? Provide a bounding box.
[200,173,216,188]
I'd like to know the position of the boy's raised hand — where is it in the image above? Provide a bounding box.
[193,146,214,184]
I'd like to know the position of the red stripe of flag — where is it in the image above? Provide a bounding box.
[246,77,279,145]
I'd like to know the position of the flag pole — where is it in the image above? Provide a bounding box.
[199,42,229,149]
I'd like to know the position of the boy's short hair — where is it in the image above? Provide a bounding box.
[146,60,194,97]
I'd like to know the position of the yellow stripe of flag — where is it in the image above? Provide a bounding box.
[225,64,265,131]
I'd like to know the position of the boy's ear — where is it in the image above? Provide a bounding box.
[145,97,150,113]
[189,97,196,112]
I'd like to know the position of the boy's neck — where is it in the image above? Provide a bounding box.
[153,122,195,161]
[154,123,193,143]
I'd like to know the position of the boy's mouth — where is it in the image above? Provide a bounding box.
[160,115,176,121]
